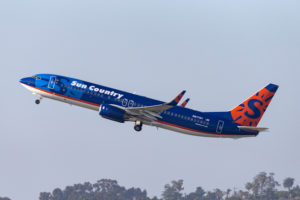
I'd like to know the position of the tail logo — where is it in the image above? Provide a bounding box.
[245,99,263,119]
[231,84,278,127]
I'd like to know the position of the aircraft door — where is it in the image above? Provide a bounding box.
[216,120,224,134]
[48,76,57,89]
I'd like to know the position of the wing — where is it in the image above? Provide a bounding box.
[114,90,186,122]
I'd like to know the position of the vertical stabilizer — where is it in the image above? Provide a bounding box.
[230,84,279,127]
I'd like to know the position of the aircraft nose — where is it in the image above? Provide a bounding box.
[19,77,35,85]
[19,77,26,84]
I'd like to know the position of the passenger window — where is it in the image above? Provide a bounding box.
[122,99,128,107]
[128,100,134,107]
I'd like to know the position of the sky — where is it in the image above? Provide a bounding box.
[0,0,299,199]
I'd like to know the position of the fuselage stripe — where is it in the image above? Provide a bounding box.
[155,120,242,136]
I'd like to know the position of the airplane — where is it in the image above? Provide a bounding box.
[19,74,279,138]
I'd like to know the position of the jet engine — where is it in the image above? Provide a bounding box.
[99,104,125,123]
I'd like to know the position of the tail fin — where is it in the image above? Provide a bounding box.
[230,84,279,127]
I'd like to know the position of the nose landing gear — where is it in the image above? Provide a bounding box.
[35,96,42,105]
[134,121,143,132]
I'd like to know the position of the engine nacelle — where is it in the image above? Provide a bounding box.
[99,104,125,123]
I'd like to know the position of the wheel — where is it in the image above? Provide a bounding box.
[35,99,40,104]
[134,121,143,132]
[134,125,142,132]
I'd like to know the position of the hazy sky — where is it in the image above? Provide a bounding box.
[0,0,299,199]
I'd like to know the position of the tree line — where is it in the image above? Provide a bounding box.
[1,172,300,200]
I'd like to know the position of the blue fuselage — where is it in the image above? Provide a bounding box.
[20,74,257,138]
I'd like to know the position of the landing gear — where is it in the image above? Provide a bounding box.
[35,96,42,105]
[134,121,143,132]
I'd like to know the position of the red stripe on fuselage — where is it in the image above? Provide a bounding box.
[155,120,246,136]
[25,84,247,137]
[155,120,221,136]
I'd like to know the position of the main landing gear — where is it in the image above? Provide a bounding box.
[134,121,143,132]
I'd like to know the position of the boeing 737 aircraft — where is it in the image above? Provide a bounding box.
[20,74,278,138]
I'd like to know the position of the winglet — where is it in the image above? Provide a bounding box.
[180,98,190,107]
[168,90,186,106]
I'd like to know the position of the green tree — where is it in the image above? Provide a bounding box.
[225,189,231,199]
[185,187,205,200]
[214,189,224,200]
[283,177,294,199]
[205,191,217,200]
[245,182,252,193]
[52,188,63,200]
[39,192,51,200]
[250,172,279,199]
[291,185,300,199]
[162,180,184,200]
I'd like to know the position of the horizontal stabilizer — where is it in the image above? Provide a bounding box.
[238,126,268,133]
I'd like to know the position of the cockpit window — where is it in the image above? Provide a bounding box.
[32,76,41,80]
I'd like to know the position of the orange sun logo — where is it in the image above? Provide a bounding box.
[231,88,276,127]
